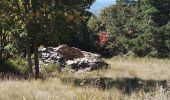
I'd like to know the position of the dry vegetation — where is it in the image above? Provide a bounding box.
[0,57,170,100]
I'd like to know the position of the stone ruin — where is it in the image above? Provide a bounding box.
[39,45,107,72]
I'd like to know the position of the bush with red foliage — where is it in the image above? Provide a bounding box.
[97,31,109,47]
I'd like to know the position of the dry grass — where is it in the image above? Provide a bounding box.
[104,57,170,80]
[0,57,170,100]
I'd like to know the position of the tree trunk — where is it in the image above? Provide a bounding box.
[0,30,3,65]
[0,34,2,65]
[26,41,33,75]
[34,40,39,78]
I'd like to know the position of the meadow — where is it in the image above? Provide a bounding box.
[0,57,170,100]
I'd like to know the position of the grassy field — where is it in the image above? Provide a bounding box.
[0,57,170,100]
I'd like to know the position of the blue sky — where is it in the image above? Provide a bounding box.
[90,0,116,14]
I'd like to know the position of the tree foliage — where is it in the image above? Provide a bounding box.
[0,0,95,77]
[89,0,170,58]
[1,0,170,77]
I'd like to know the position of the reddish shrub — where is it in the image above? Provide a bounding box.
[97,32,109,47]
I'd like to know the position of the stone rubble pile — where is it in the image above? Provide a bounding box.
[39,45,107,72]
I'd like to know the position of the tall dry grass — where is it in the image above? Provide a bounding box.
[0,57,170,100]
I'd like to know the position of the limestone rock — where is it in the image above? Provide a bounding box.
[39,45,107,72]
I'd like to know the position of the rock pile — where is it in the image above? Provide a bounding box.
[39,45,107,72]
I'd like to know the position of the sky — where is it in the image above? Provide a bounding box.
[90,0,116,14]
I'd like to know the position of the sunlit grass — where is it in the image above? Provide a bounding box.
[0,57,170,100]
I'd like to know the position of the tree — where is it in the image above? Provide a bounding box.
[0,1,16,65]
[97,0,140,56]
[6,0,95,77]
[9,0,52,77]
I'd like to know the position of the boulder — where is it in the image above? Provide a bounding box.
[39,45,107,72]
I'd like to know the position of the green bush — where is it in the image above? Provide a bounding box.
[0,58,27,75]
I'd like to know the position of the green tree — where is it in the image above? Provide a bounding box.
[0,1,16,65]
[6,0,95,77]
[95,0,170,58]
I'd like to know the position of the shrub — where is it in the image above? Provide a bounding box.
[0,58,28,78]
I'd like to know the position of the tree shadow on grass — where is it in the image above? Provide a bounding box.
[61,77,168,95]
[0,61,25,80]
